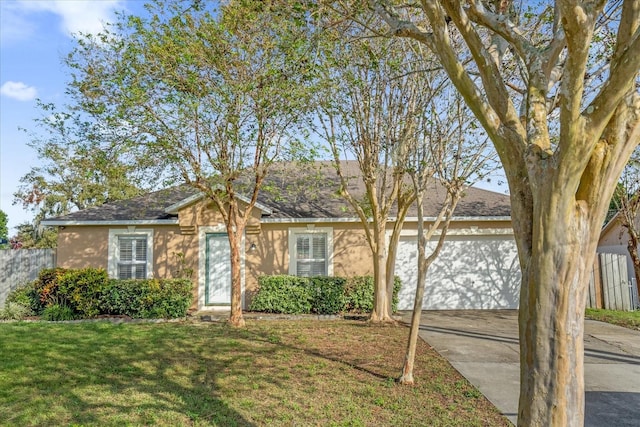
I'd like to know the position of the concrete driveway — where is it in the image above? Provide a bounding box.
[411,310,640,426]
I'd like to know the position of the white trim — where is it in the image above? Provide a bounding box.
[198,225,245,311]
[262,216,512,224]
[288,226,334,276]
[165,190,273,215]
[107,228,154,279]
[42,219,178,226]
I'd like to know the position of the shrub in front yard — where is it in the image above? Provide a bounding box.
[250,275,402,315]
[309,276,347,315]
[343,276,402,314]
[31,268,67,314]
[249,275,313,314]
[0,302,33,320]
[57,268,110,318]
[6,282,40,315]
[99,279,193,319]
[7,268,193,320]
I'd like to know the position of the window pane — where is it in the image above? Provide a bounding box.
[309,260,326,276]
[135,238,147,261]
[119,239,133,262]
[296,236,310,259]
[118,264,132,279]
[134,265,146,280]
[296,261,311,277]
[312,235,326,259]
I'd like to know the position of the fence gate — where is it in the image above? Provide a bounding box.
[0,249,56,307]
[587,253,636,311]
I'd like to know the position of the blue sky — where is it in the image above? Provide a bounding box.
[0,0,149,233]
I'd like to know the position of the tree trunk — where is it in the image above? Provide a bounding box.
[225,200,245,328]
[398,197,427,384]
[517,199,598,426]
[386,225,401,318]
[370,221,395,323]
[227,231,245,327]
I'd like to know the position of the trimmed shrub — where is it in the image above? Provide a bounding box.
[57,268,110,318]
[250,275,402,315]
[249,275,312,314]
[99,279,193,319]
[309,276,346,315]
[339,275,401,313]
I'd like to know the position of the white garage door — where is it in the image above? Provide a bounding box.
[395,234,521,310]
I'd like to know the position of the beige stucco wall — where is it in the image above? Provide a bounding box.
[57,225,197,277]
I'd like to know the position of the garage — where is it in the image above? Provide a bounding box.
[394,231,521,310]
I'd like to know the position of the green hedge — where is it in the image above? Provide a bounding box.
[344,276,402,313]
[100,279,193,319]
[5,268,193,320]
[248,275,313,314]
[249,275,401,315]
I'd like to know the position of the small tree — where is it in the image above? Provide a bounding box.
[314,19,447,322]
[400,90,495,383]
[67,0,317,326]
[10,222,57,249]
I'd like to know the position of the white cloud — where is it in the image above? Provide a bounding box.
[2,0,124,41]
[1,81,37,101]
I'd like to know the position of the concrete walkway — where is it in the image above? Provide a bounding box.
[412,310,640,426]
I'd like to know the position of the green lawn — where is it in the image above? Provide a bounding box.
[0,319,508,426]
[586,308,640,330]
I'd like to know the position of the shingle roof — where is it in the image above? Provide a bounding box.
[43,161,511,223]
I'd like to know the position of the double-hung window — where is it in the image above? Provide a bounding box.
[289,227,333,277]
[117,236,147,279]
[108,229,153,279]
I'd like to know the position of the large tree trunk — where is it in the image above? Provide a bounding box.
[517,194,600,426]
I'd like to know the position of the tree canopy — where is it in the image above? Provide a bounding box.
[65,0,320,326]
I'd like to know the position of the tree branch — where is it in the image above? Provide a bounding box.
[464,0,532,62]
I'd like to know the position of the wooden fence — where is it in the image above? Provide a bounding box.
[0,249,56,307]
[588,253,637,311]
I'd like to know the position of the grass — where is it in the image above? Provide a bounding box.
[585,308,640,330]
[0,319,509,426]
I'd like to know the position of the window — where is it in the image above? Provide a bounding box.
[108,229,153,279]
[289,227,333,277]
[117,236,147,279]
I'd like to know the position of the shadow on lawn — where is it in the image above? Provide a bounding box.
[0,322,274,426]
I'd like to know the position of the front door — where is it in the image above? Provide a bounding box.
[206,233,231,305]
